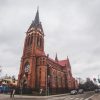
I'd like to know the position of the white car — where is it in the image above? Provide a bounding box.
[95,89,100,93]
[78,89,84,94]
[70,90,77,95]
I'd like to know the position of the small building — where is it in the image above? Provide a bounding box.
[0,77,17,87]
[0,77,17,93]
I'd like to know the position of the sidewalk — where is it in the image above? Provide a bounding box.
[89,94,100,100]
[14,93,69,99]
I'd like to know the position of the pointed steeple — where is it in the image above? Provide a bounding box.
[55,53,58,62]
[34,7,40,25]
[28,8,44,33]
[30,8,40,28]
[67,56,71,68]
[67,56,70,62]
[67,56,69,60]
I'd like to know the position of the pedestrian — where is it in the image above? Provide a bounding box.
[12,89,15,98]
[40,88,43,95]
[10,89,13,98]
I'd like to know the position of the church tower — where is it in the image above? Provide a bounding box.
[23,9,44,57]
[18,9,46,90]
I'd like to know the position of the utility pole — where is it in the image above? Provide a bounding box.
[76,77,81,84]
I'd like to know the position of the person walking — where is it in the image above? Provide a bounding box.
[12,89,15,98]
[10,89,13,98]
[40,88,43,95]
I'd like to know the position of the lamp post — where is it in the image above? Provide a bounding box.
[46,64,51,96]
[20,80,23,95]
[47,75,50,95]
[98,75,100,83]
[46,65,48,96]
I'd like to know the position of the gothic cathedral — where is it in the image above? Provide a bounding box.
[17,9,78,95]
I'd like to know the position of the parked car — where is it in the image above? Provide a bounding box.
[70,90,77,95]
[94,89,100,93]
[78,89,84,94]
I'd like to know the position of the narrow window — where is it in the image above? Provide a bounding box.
[30,35,33,45]
[43,58,45,65]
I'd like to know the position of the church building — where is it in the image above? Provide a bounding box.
[17,9,78,95]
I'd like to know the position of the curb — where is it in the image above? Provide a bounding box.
[14,93,69,99]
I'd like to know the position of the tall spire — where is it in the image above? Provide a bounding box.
[28,8,44,34]
[28,8,40,30]
[34,7,40,25]
[55,53,58,62]
[67,56,69,60]
[67,56,69,62]
[67,56,71,68]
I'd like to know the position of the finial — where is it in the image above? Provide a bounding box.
[34,7,40,25]
[55,53,58,62]
[37,6,39,11]
[47,54,49,58]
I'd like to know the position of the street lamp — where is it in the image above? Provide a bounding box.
[98,75,100,83]
[46,64,49,96]
[20,80,23,95]
[47,75,50,95]
[46,64,51,96]
[20,74,26,95]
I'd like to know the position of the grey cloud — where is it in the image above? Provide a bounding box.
[0,0,100,78]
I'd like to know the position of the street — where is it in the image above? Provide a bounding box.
[47,92,95,100]
[0,91,100,100]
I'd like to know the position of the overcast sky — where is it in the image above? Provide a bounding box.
[0,0,100,79]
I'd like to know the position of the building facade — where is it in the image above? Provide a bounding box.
[17,9,78,94]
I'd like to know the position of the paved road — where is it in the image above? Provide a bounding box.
[0,91,99,100]
[89,93,100,100]
[47,91,95,100]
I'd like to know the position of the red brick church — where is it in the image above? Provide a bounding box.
[17,9,78,94]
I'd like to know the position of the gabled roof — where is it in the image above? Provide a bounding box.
[47,56,71,68]
[58,57,71,67]
[58,60,68,66]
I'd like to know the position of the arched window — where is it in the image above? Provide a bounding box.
[42,58,45,65]
[25,38,28,47]
[40,37,42,48]
[39,58,42,65]
[39,68,41,80]
[24,62,30,73]
[68,71,71,77]
[27,36,30,46]
[37,35,39,46]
